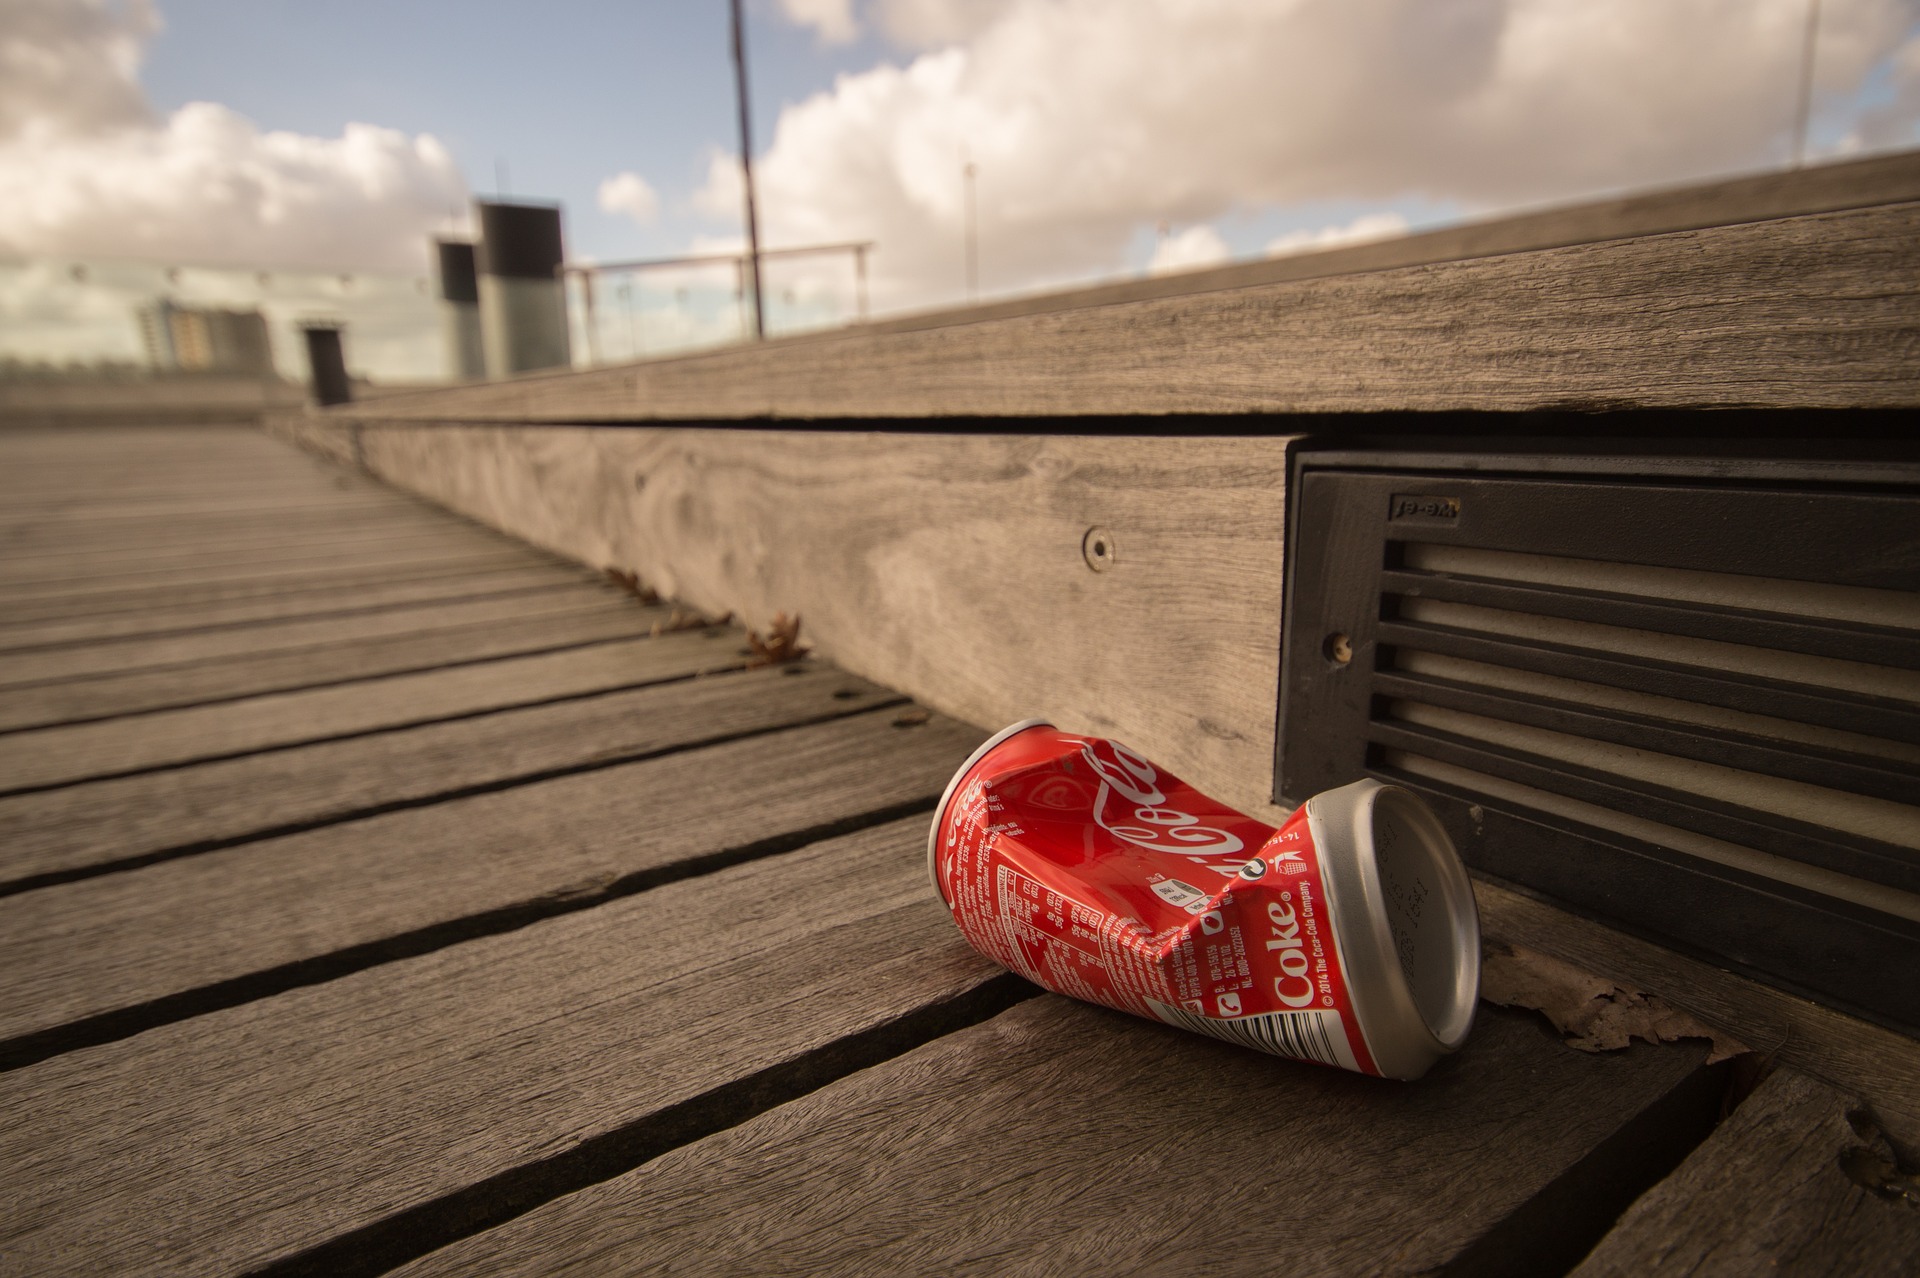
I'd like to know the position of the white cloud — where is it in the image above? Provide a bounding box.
[779,0,861,46]
[598,171,661,225]
[0,0,467,273]
[0,0,155,141]
[1147,224,1229,275]
[715,0,1920,313]
[871,0,1019,49]
[1266,212,1411,259]
[692,149,746,222]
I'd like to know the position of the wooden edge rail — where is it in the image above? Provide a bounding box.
[285,150,1920,422]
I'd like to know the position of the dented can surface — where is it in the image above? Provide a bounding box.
[927,720,1481,1079]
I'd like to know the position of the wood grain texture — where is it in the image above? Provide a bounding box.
[0,709,982,1042]
[0,629,740,791]
[847,149,1920,337]
[0,579,631,685]
[397,997,1710,1278]
[0,818,1005,1276]
[0,553,568,626]
[0,564,593,650]
[0,663,890,885]
[1476,876,1920,1155]
[0,523,507,585]
[0,598,668,731]
[318,425,1298,816]
[1574,1068,1920,1277]
[284,200,1920,423]
[0,540,540,608]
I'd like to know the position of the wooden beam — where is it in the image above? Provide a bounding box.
[289,191,1920,423]
[275,424,1301,816]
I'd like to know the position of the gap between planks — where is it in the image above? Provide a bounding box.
[0,663,898,893]
[0,817,1024,1276]
[0,707,984,1066]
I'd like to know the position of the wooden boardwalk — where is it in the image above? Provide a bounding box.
[2,427,1913,1276]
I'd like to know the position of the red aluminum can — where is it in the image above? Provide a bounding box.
[928,720,1480,1079]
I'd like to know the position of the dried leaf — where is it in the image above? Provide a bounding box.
[1481,942,1748,1063]
[603,566,661,605]
[746,612,810,668]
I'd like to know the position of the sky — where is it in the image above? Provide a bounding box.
[3,0,1919,330]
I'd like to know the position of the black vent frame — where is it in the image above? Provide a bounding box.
[1276,449,1920,1036]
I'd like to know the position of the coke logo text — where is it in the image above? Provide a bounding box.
[1078,738,1246,861]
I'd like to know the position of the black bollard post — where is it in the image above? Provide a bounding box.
[301,323,352,406]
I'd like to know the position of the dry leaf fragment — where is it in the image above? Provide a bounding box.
[603,566,661,605]
[746,612,810,668]
[1480,942,1749,1063]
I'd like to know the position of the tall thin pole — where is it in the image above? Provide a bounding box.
[1791,0,1824,169]
[729,0,765,340]
[963,160,978,302]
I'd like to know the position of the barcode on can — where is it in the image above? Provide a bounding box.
[1147,999,1361,1073]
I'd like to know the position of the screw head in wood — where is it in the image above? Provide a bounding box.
[1082,526,1117,572]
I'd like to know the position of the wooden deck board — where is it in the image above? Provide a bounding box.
[0,579,635,685]
[0,525,521,585]
[394,997,1716,1278]
[0,598,671,730]
[0,708,982,1049]
[0,553,577,625]
[0,630,741,791]
[0,664,896,888]
[0,820,1009,1276]
[0,541,543,610]
[0,564,597,650]
[4,374,1908,1273]
[1574,1067,1920,1277]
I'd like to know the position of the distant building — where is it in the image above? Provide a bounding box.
[140,300,275,375]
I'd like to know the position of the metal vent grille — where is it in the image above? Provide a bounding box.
[1277,460,1920,1033]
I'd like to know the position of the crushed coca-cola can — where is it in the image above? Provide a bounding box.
[928,720,1480,1079]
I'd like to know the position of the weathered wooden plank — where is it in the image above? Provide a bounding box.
[851,148,1920,338]
[1574,1067,1920,1277]
[1475,875,1920,1156]
[321,426,1299,817]
[396,996,1715,1278]
[0,521,507,582]
[0,818,1008,1276]
[0,552,569,625]
[0,663,895,888]
[0,564,594,651]
[0,490,407,535]
[294,200,1920,423]
[0,507,475,560]
[0,580,631,686]
[0,599,667,731]
[0,540,542,610]
[0,629,739,791]
[0,709,982,1048]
